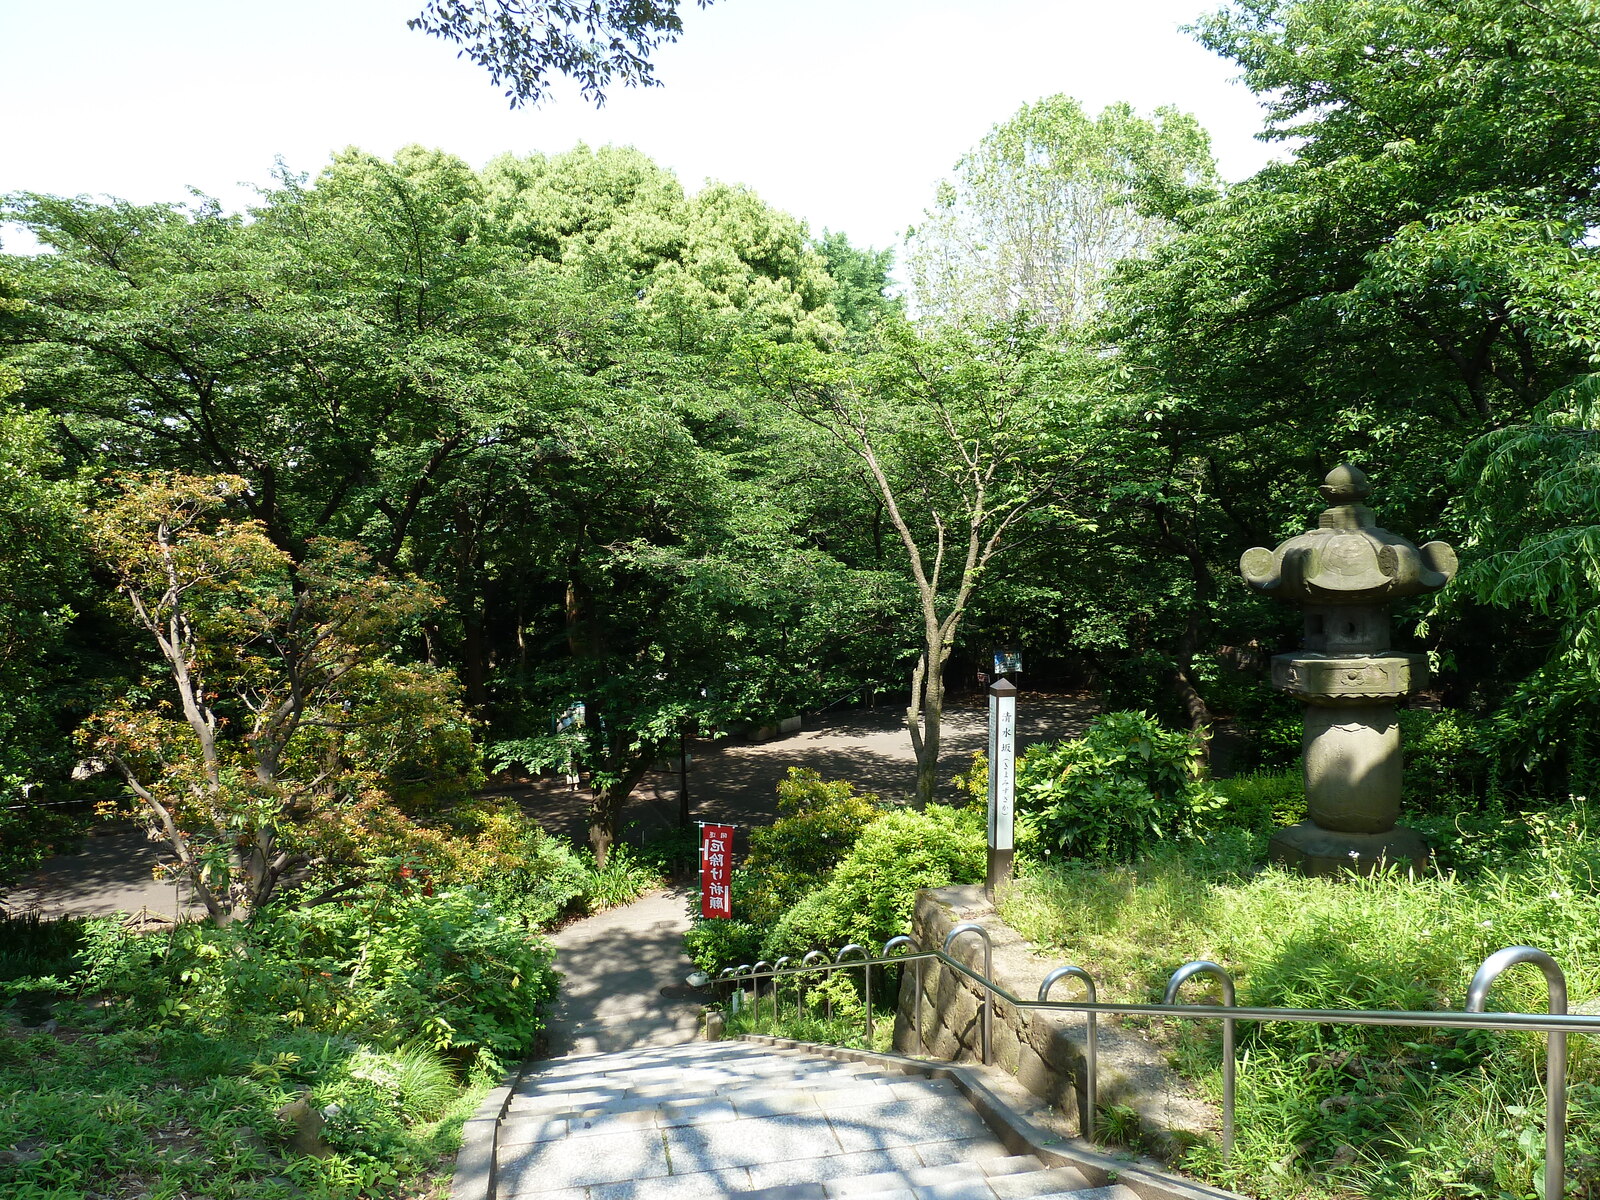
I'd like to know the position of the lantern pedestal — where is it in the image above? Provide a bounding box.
[1268,821,1429,877]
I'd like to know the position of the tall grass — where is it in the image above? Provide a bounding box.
[1000,805,1600,1199]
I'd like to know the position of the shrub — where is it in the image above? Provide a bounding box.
[1209,769,1306,831]
[767,804,986,956]
[1398,708,1498,810]
[72,885,560,1071]
[1016,710,1222,862]
[684,768,881,970]
[445,802,590,923]
[738,767,880,927]
[0,910,85,983]
[683,915,764,974]
[447,802,677,921]
[264,889,559,1069]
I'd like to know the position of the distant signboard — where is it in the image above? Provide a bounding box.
[993,650,1022,677]
[700,823,735,919]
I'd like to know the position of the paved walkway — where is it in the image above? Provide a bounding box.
[2,825,198,919]
[543,889,704,1057]
[493,1041,1156,1199]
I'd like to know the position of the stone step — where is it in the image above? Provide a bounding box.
[505,1077,902,1120]
[513,1062,883,1098]
[724,1161,1143,1200]
[493,1043,1174,1200]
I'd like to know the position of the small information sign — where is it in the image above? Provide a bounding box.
[699,823,735,919]
[986,678,1018,898]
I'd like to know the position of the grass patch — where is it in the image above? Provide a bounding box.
[999,805,1600,1199]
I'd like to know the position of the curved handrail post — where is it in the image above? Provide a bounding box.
[800,950,827,1020]
[884,936,918,1050]
[732,964,752,1017]
[944,923,994,1065]
[1040,965,1099,1141]
[773,957,792,1027]
[1468,946,1569,1199]
[837,944,870,1043]
[1164,961,1237,1159]
[752,961,774,1028]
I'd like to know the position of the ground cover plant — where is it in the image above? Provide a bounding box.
[0,802,681,1200]
[1001,804,1600,1199]
[0,883,556,1200]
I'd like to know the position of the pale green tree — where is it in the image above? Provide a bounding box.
[905,97,1216,328]
[748,318,1098,807]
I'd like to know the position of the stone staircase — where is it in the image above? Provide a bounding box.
[489,1040,1195,1200]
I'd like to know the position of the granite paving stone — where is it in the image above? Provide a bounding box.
[498,1126,671,1194]
[740,1146,927,1191]
[827,1097,994,1153]
[667,1111,844,1169]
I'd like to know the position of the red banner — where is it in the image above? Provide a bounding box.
[699,823,734,919]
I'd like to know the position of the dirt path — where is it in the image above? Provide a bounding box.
[5,695,1097,918]
[487,693,1099,852]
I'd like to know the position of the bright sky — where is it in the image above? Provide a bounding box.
[0,0,1280,264]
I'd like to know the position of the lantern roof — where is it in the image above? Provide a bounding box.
[1239,465,1458,605]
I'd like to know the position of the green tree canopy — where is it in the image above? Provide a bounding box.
[409,0,716,107]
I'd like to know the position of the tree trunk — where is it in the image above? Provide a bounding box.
[1172,612,1214,767]
[917,653,945,808]
[462,603,488,709]
[565,579,584,657]
[907,636,948,809]
[589,802,616,870]
[678,724,692,830]
[587,756,654,866]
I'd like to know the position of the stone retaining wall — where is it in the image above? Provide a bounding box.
[892,884,1213,1155]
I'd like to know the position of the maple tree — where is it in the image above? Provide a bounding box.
[83,475,477,924]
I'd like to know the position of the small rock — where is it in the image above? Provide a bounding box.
[1329,1143,1358,1168]
[229,1125,271,1155]
[275,1095,332,1158]
[704,1009,726,1041]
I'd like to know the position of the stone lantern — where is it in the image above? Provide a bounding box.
[1239,465,1458,875]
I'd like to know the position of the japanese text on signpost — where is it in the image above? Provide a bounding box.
[700,823,734,918]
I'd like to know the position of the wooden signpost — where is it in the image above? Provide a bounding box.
[986,677,1017,900]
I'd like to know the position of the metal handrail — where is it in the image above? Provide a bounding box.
[1164,962,1237,1159]
[799,950,827,1020]
[837,944,871,1041]
[943,923,994,1065]
[1039,965,1097,1141]
[752,961,773,1023]
[1468,947,1569,1194]
[715,930,1600,1184]
[884,936,921,1050]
